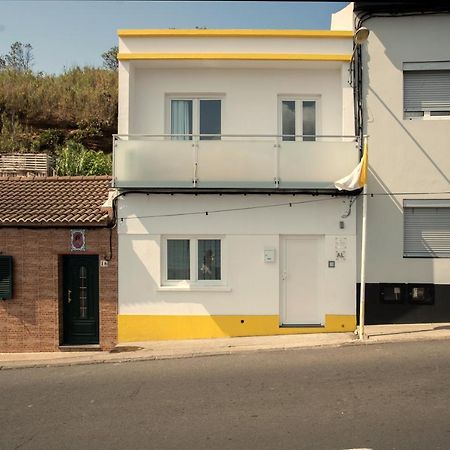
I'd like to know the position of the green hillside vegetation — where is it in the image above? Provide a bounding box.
[0,42,117,175]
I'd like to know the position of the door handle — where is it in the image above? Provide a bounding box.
[68,289,72,304]
[282,272,287,280]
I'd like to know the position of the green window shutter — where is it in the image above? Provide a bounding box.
[0,256,13,300]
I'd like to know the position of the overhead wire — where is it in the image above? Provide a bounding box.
[117,190,450,221]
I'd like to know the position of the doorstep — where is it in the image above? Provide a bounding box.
[59,344,102,352]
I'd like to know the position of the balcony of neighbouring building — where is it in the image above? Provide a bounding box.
[113,134,359,192]
[0,153,54,177]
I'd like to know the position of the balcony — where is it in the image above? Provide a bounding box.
[113,135,360,192]
[0,153,54,177]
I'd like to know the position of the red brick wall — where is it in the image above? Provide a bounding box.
[0,227,117,352]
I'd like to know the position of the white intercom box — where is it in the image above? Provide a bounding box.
[264,248,275,263]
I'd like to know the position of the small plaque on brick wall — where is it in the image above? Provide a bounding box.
[70,229,86,251]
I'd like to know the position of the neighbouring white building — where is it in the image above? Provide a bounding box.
[114,6,361,342]
[354,3,450,323]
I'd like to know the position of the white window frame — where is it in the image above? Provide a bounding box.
[165,94,224,137]
[161,236,225,287]
[278,95,321,141]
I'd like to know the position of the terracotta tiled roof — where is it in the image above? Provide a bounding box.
[0,176,112,226]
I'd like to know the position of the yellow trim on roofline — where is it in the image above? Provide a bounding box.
[118,52,352,62]
[117,29,354,39]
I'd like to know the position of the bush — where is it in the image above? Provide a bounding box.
[0,113,35,153]
[0,66,117,130]
[55,141,112,176]
[30,129,65,153]
[0,64,117,155]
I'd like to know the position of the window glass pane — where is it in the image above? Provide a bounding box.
[430,111,450,116]
[198,240,221,280]
[282,101,296,141]
[405,111,424,118]
[167,240,190,280]
[79,266,87,319]
[200,100,221,140]
[302,101,316,141]
[171,100,192,140]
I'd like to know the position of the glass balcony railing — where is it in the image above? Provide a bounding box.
[113,134,360,190]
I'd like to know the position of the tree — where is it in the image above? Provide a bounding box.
[101,46,118,71]
[0,42,33,71]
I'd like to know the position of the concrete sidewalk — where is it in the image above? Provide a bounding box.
[1,323,450,370]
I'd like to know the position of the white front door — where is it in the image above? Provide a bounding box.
[281,237,321,325]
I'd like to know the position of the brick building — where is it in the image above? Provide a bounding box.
[0,176,117,352]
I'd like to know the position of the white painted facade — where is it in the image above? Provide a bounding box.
[125,66,349,136]
[118,34,352,59]
[118,195,356,319]
[116,8,359,340]
[360,14,450,284]
[331,2,354,31]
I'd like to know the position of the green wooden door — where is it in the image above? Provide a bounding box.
[63,255,99,345]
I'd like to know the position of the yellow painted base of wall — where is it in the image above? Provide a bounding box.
[118,314,356,342]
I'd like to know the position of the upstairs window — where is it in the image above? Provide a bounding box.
[171,100,193,140]
[280,97,318,141]
[403,62,450,118]
[170,98,221,140]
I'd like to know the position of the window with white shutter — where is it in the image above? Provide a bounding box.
[403,200,450,257]
[403,62,450,118]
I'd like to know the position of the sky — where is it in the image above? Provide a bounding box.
[0,1,348,74]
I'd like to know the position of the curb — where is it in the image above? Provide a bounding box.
[0,340,357,371]
[1,333,450,371]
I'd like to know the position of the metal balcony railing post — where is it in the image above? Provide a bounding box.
[274,136,281,188]
[112,135,117,187]
[193,135,199,187]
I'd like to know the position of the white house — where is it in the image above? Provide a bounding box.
[114,6,361,341]
[354,3,450,323]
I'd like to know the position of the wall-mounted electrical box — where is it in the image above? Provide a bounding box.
[264,248,275,263]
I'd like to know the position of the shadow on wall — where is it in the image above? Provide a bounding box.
[118,232,262,340]
[355,172,434,325]
[357,166,434,279]
[118,196,282,341]
[117,199,354,341]
[367,86,449,185]
[363,16,450,185]
[355,18,450,324]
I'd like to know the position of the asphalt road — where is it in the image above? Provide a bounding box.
[1,340,450,450]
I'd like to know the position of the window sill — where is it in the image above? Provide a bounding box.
[405,115,450,121]
[157,285,232,292]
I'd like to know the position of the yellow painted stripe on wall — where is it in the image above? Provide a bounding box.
[117,29,354,39]
[118,314,356,342]
[117,52,352,62]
